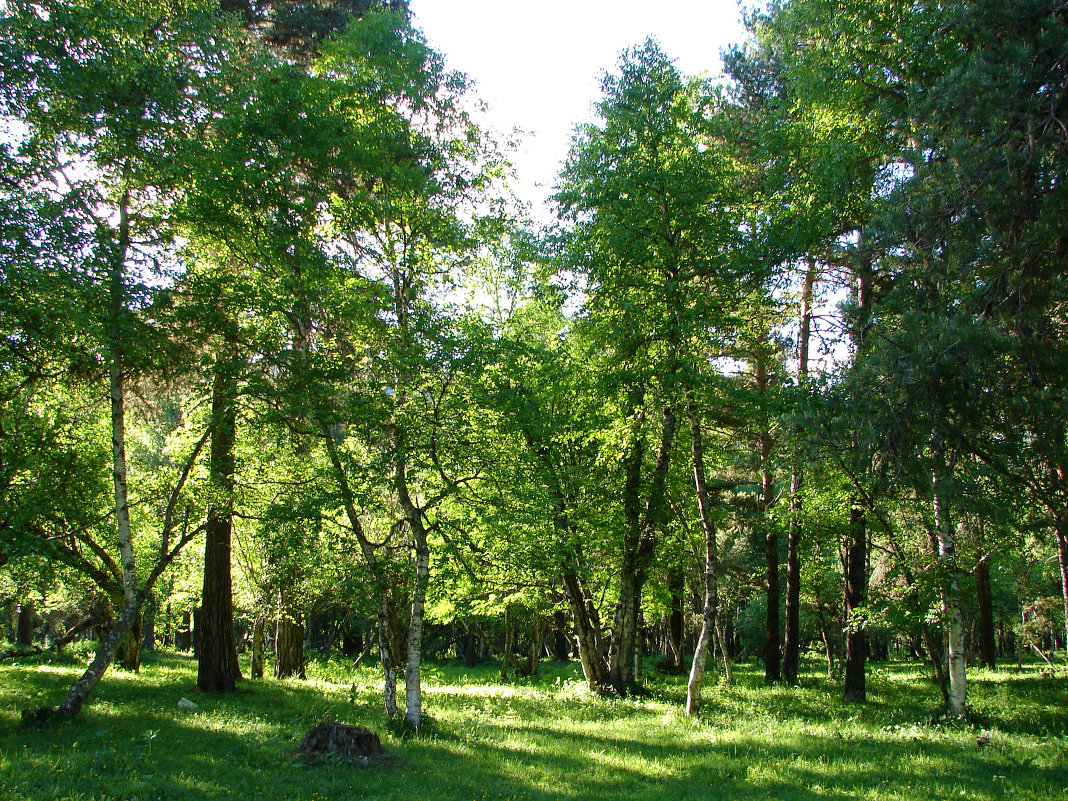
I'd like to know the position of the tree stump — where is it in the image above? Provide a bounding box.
[295,722,387,765]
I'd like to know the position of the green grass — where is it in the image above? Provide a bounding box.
[1,647,1065,800]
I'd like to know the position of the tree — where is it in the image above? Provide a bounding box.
[0,0,248,717]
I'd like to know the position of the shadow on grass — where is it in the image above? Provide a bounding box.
[0,652,1064,801]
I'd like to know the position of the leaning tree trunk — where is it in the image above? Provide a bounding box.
[198,346,242,692]
[378,601,398,719]
[842,503,867,703]
[322,430,399,718]
[563,569,609,691]
[686,403,719,716]
[53,190,144,712]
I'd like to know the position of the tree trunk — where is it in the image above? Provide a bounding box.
[250,615,265,679]
[522,615,545,676]
[115,608,143,672]
[757,354,780,685]
[1055,516,1068,664]
[842,503,867,703]
[274,591,305,679]
[784,258,815,685]
[563,570,609,691]
[15,601,34,647]
[378,603,398,719]
[714,622,733,685]
[665,566,685,671]
[974,550,997,671]
[609,402,676,692]
[463,629,478,667]
[501,604,514,680]
[932,451,966,716]
[198,346,242,692]
[609,403,645,691]
[403,519,430,730]
[686,403,719,715]
[552,610,571,661]
[55,600,138,718]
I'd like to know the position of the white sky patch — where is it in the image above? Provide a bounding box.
[409,1,748,211]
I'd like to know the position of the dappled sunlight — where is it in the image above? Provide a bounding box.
[2,654,1065,801]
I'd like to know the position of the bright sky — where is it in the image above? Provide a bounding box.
[408,1,750,211]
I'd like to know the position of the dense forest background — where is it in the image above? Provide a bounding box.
[1,0,1066,728]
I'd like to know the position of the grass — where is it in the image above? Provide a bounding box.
[1,647,1065,800]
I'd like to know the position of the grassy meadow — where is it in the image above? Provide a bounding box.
[0,647,1065,800]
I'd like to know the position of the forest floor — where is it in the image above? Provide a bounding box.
[0,646,1065,800]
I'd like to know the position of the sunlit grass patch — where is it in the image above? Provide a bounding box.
[0,652,1065,801]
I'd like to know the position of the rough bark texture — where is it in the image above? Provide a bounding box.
[842,504,867,703]
[274,593,306,679]
[16,601,34,647]
[114,608,143,672]
[198,348,242,692]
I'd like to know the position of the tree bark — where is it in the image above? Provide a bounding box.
[757,353,780,684]
[932,449,966,716]
[114,608,143,672]
[609,402,676,692]
[783,257,815,685]
[686,403,718,715]
[198,346,242,692]
[842,504,867,703]
[501,604,514,680]
[972,513,997,670]
[1055,516,1068,665]
[16,601,34,647]
[403,517,430,730]
[322,429,398,717]
[250,614,265,678]
[274,590,305,679]
[563,570,609,691]
[664,566,685,671]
